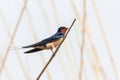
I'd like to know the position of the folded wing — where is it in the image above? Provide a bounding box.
[22,32,63,48]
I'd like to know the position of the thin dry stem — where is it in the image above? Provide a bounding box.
[79,0,86,80]
[91,0,119,79]
[1,4,30,79]
[0,55,13,80]
[0,0,27,75]
[36,18,76,80]
[26,5,53,80]
[87,27,108,80]
[51,0,60,25]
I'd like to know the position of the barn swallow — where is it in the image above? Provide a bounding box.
[23,27,68,53]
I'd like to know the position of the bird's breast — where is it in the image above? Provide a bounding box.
[46,38,63,49]
[35,46,46,49]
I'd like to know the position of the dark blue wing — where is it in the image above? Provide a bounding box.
[23,32,64,48]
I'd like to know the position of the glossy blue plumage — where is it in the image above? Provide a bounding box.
[23,27,68,53]
[23,32,64,48]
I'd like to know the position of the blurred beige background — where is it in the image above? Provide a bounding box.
[0,0,120,80]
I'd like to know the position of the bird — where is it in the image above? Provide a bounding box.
[22,26,68,53]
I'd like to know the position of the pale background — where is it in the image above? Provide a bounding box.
[0,0,120,80]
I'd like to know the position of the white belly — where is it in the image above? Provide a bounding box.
[46,38,63,49]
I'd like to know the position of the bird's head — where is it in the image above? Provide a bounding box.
[57,26,68,34]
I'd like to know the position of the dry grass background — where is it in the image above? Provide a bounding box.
[0,0,119,80]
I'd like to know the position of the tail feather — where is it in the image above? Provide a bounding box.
[22,46,32,48]
[24,48,43,53]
